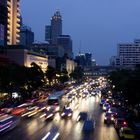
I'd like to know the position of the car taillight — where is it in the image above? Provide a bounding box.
[123,121,126,125]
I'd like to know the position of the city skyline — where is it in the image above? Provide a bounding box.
[21,0,140,65]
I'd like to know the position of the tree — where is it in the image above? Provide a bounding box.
[58,68,69,83]
[108,68,140,106]
[46,66,56,84]
[70,66,84,82]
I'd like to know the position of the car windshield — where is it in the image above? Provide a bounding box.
[64,109,71,113]
[111,108,117,112]
[47,99,59,105]
[106,113,112,117]
[118,119,125,124]
[105,104,110,107]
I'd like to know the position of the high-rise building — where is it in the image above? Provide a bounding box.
[7,0,20,45]
[57,35,73,58]
[75,52,93,69]
[0,0,7,47]
[20,25,34,46]
[51,10,62,44]
[85,53,92,67]
[45,25,52,43]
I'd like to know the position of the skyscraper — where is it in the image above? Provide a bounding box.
[0,0,7,47]
[45,25,52,43]
[20,25,34,46]
[7,0,20,45]
[51,10,62,44]
[57,35,73,58]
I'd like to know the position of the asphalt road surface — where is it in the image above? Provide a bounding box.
[1,95,120,140]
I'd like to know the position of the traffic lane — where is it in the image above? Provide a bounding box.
[57,96,120,140]
[0,113,55,140]
[0,95,120,140]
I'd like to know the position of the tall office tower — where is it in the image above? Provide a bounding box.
[51,10,62,44]
[57,35,73,58]
[85,53,92,67]
[0,0,7,47]
[20,25,34,47]
[45,25,52,44]
[7,0,20,45]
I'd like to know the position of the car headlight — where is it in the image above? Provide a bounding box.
[61,113,65,116]
[111,117,114,120]
[77,116,80,121]
[55,107,60,111]
[103,106,106,110]
[68,113,72,117]
[46,114,53,119]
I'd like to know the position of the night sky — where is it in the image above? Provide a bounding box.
[21,0,140,65]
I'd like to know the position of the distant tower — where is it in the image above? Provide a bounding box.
[45,25,52,43]
[7,0,20,45]
[51,10,62,44]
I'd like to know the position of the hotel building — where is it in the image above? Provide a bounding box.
[7,0,20,45]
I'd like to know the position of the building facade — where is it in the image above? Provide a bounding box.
[20,25,34,46]
[75,52,92,69]
[51,11,62,44]
[32,42,65,58]
[0,0,7,46]
[6,46,48,72]
[7,0,20,45]
[110,39,140,67]
[66,59,77,75]
[45,25,52,44]
[57,35,73,58]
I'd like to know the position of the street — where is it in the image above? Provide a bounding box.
[1,95,120,140]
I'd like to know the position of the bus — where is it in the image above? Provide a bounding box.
[0,114,20,133]
[47,91,66,112]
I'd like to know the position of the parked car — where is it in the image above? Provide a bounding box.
[119,127,135,140]
[114,118,127,130]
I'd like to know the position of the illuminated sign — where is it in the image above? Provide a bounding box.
[29,55,48,63]
[26,54,48,72]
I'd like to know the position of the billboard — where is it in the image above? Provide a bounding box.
[0,24,4,46]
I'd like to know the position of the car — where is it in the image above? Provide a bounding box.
[40,109,54,120]
[114,118,127,130]
[61,107,73,118]
[131,121,140,139]
[104,112,115,124]
[11,107,27,116]
[102,103,111,111]
[99,99,105,106]
[0,114,20,133]
[90,91,96,96]
[108,107,118,117]
[83,119,95,131]
[77,112,88,121]
[41,127,60,140]
[21,106,40,118]
[119,127,135,140]
[82,91,88,98]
